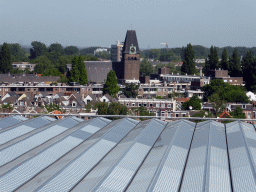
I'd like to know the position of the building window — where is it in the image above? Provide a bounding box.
[161,104,165,108]
[144,103,147,107]
[229,80,232,82]
[72,102,76,107]
[61,88,65,91]
[176,114,179,117]
[5,88,8,91]
[103,99,106,102]
[168,112,171,117]
[224,80,227,82]
[126,103,129,106]
[150,103,153,107]
[132,103,135,107]
[242,105,246,109]
[88,88,91,91]
[139,103,142,106]
[158,88,162,92]
[161,112,165,117]
[183,114,186,117]
[156,103,160,107]
[168,104,172,108]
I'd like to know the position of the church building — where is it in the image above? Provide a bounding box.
[112,30,140,84]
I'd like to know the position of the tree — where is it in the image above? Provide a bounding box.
[229,49,241,77]
[182,95,202,110]
[0,43,12,73]
[181,43,196,75]
[103,70,119,97]
[221,48,229,70]
[208,46,219,70]
[140,59,154,76]
[69,56,80,82]
[202,79,250,103]
[64,46,79,55]
[230,106,246,118]
[122,83,139,98]
[242,51,256,91]
[34,55,53,74]
[7,43,26,61]
[209,93,227,116]
[77,56,88,85]
[30,41,47,59]
[107,102,128,116]
[48,43,64,55]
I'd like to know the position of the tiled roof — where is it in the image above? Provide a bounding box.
[0,117,255,191]
[219,110,231,118]
[0,74,59,84]
[84,61,112,83]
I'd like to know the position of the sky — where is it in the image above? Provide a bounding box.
[0,0,256,49]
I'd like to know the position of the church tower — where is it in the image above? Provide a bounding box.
[121,30,140,83]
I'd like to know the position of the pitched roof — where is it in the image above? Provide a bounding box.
[122,30,140,54]
[0,118,254,191]
[219,110,231,118]
[84,61,112,83]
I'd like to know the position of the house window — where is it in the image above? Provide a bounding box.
[144,103,147,107]
[82,88,85,91]
[156,103,160,107]
[5,88,8,91]
[224,80,227,82]
[163,89,166,91]
[103,99,106,102]
[87,100,90,103]
[242,105,246,109]
[72,102,76,107]
[183,114,186,117]
[161,104,165,108]
[168,104,172,108]
[229,80,232,82]
[235,80,237,82]
[176,114,179,117]
[161,111,165,117]
[139,103,142,107]
[158,88,162,92]
[126,103,129,106]
[88,88,91,91]
[61,88,65,91]
[132,103,135,107]
[168,112,171,117]
[150,103,153,107]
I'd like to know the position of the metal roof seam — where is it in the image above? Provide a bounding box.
[0,117,64,152]
[238,122,256,184]
[177,122,198,192]
[12,118,110,192]
[224,122,234,192]
[123,120,168,192]
[36,118,137,191]
[145,120,185,191]
[69,120,139,191]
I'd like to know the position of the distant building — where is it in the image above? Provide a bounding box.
[93,48,108,55]
[12,62,37,71]
[111,41,123,62]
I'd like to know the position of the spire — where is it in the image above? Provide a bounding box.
[122,30,139,54]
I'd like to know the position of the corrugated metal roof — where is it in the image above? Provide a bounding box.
[0,116,256,191]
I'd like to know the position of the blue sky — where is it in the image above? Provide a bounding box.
[0,0,256,48]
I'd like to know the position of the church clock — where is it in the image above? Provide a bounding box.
[129,45,136,54]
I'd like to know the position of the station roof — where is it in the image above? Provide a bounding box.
[0,116,255,191]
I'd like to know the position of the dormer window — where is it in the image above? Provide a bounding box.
[72,101,77,107]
